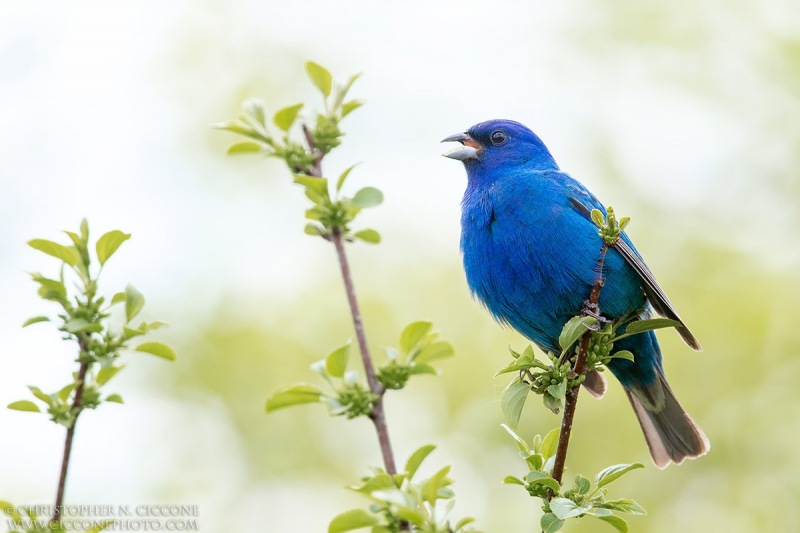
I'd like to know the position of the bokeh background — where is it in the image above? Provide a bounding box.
[2,1,799,532]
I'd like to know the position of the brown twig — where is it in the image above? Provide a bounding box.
[52,355,90,525]
[549,243,610,492]
[302,126,398,476]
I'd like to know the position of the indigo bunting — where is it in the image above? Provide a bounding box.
[442,119,709,468]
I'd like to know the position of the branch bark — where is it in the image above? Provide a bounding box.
[302,127,398,476]
[549,243,610,491]
[52,357,89,525]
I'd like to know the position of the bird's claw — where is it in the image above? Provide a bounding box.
[581,300,609,329]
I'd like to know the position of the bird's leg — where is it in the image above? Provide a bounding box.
[581,278,610,329]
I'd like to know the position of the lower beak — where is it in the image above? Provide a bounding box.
[441,132,480,161]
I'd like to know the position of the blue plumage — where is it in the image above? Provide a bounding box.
[444,120,709,467]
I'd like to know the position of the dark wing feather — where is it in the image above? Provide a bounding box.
[567,196,701,351]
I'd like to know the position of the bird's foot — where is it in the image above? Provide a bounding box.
[581,300,610,329]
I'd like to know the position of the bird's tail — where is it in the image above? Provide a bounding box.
[625,370,710,469]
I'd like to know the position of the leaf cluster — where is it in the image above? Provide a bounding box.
[215,61,362,173]
[501,426,646,533]
[497,315,681,427]
[329,445,479,533]
[7,220,175,425]
[265,322,454,418]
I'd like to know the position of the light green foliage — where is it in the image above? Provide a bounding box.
[502,426,645,532]
[295,173,383,242]
[378,321,455,390]
[496,346,581,417]
[216,63,380,244]
[329,446,479,533]
[265,322,454,419]
[215,61,363,171]
[8,220,175,427]
[590,206,629,245]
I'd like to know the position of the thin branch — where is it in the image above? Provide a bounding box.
[549,243,610,491]
[52,354,89,525]
[302,126,399,477]
[332,228,397,475]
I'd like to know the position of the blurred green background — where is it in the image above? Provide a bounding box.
[1,1,798,532]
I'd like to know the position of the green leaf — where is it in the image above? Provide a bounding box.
[134,342,176,361]
[575,475,591,494]
[351,187,383,208]
[110,292,126,305]
[304,223,327,237]
[543,392,562,414]
[541,512,565,533]
[353,229,381,244]
[28,386,52,404]
[328,509,377,533]
[559,316,598,355]
[597,515,629,533]
[105,394,124,404]
[80,218,90,241]
[500,379,530,428]
[400,321,432,353]
[63,318,103,334]
[526,472,561,492]
[454,517,476,531]
[22,316,50,327]
[503,475,525,486]
[306,61,333,97]
[243,97,266,125]
[550,497,592,520]
[405,444,436,480]
[294,175,330,201]
[325,343,350,378]
[31,274,67,301]
[415,341,454,364]
[547,378,567,400]
[590,209,605,227]
[595,463,644,488]
[618,217,631,232]
[598,499,646,515]
[96,365,124,386]
[540,427,561,460]
[408,363,437,376]
[611,350,634,361]
[7,400,40,413]
[58,383,78,402]
[422,465,451,504]
[273,103,304,132]
[341,100,364,118]
[336,163,359,192]
[266,384,325,412]
[125,284,145,323]
[501,423,530,454]
[227,142,264,155]
[28,239,80,266]
[95,230,131,266]
[615,318,682,340]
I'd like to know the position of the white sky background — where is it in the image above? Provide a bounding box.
[1,0,798,531]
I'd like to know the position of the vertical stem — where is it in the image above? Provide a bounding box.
[52,359,89,525]
[332,228,398,475]
[549,244,609,490]
[301,124,398,476]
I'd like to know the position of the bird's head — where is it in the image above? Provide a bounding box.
[441,119,558,176]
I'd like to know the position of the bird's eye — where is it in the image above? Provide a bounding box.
[490,130,507,145]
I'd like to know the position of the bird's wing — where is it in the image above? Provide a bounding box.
[564,181,701,351]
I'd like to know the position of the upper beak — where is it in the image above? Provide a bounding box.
[441,132,481,161]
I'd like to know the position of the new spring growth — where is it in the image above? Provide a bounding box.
[590,206,630,246]
[8,220,175,424]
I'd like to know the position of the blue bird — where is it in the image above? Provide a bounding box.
[442,119,709,468]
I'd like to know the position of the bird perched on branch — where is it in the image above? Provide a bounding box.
[442,119,709,468]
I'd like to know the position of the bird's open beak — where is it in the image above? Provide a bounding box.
[441,132,481,161]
